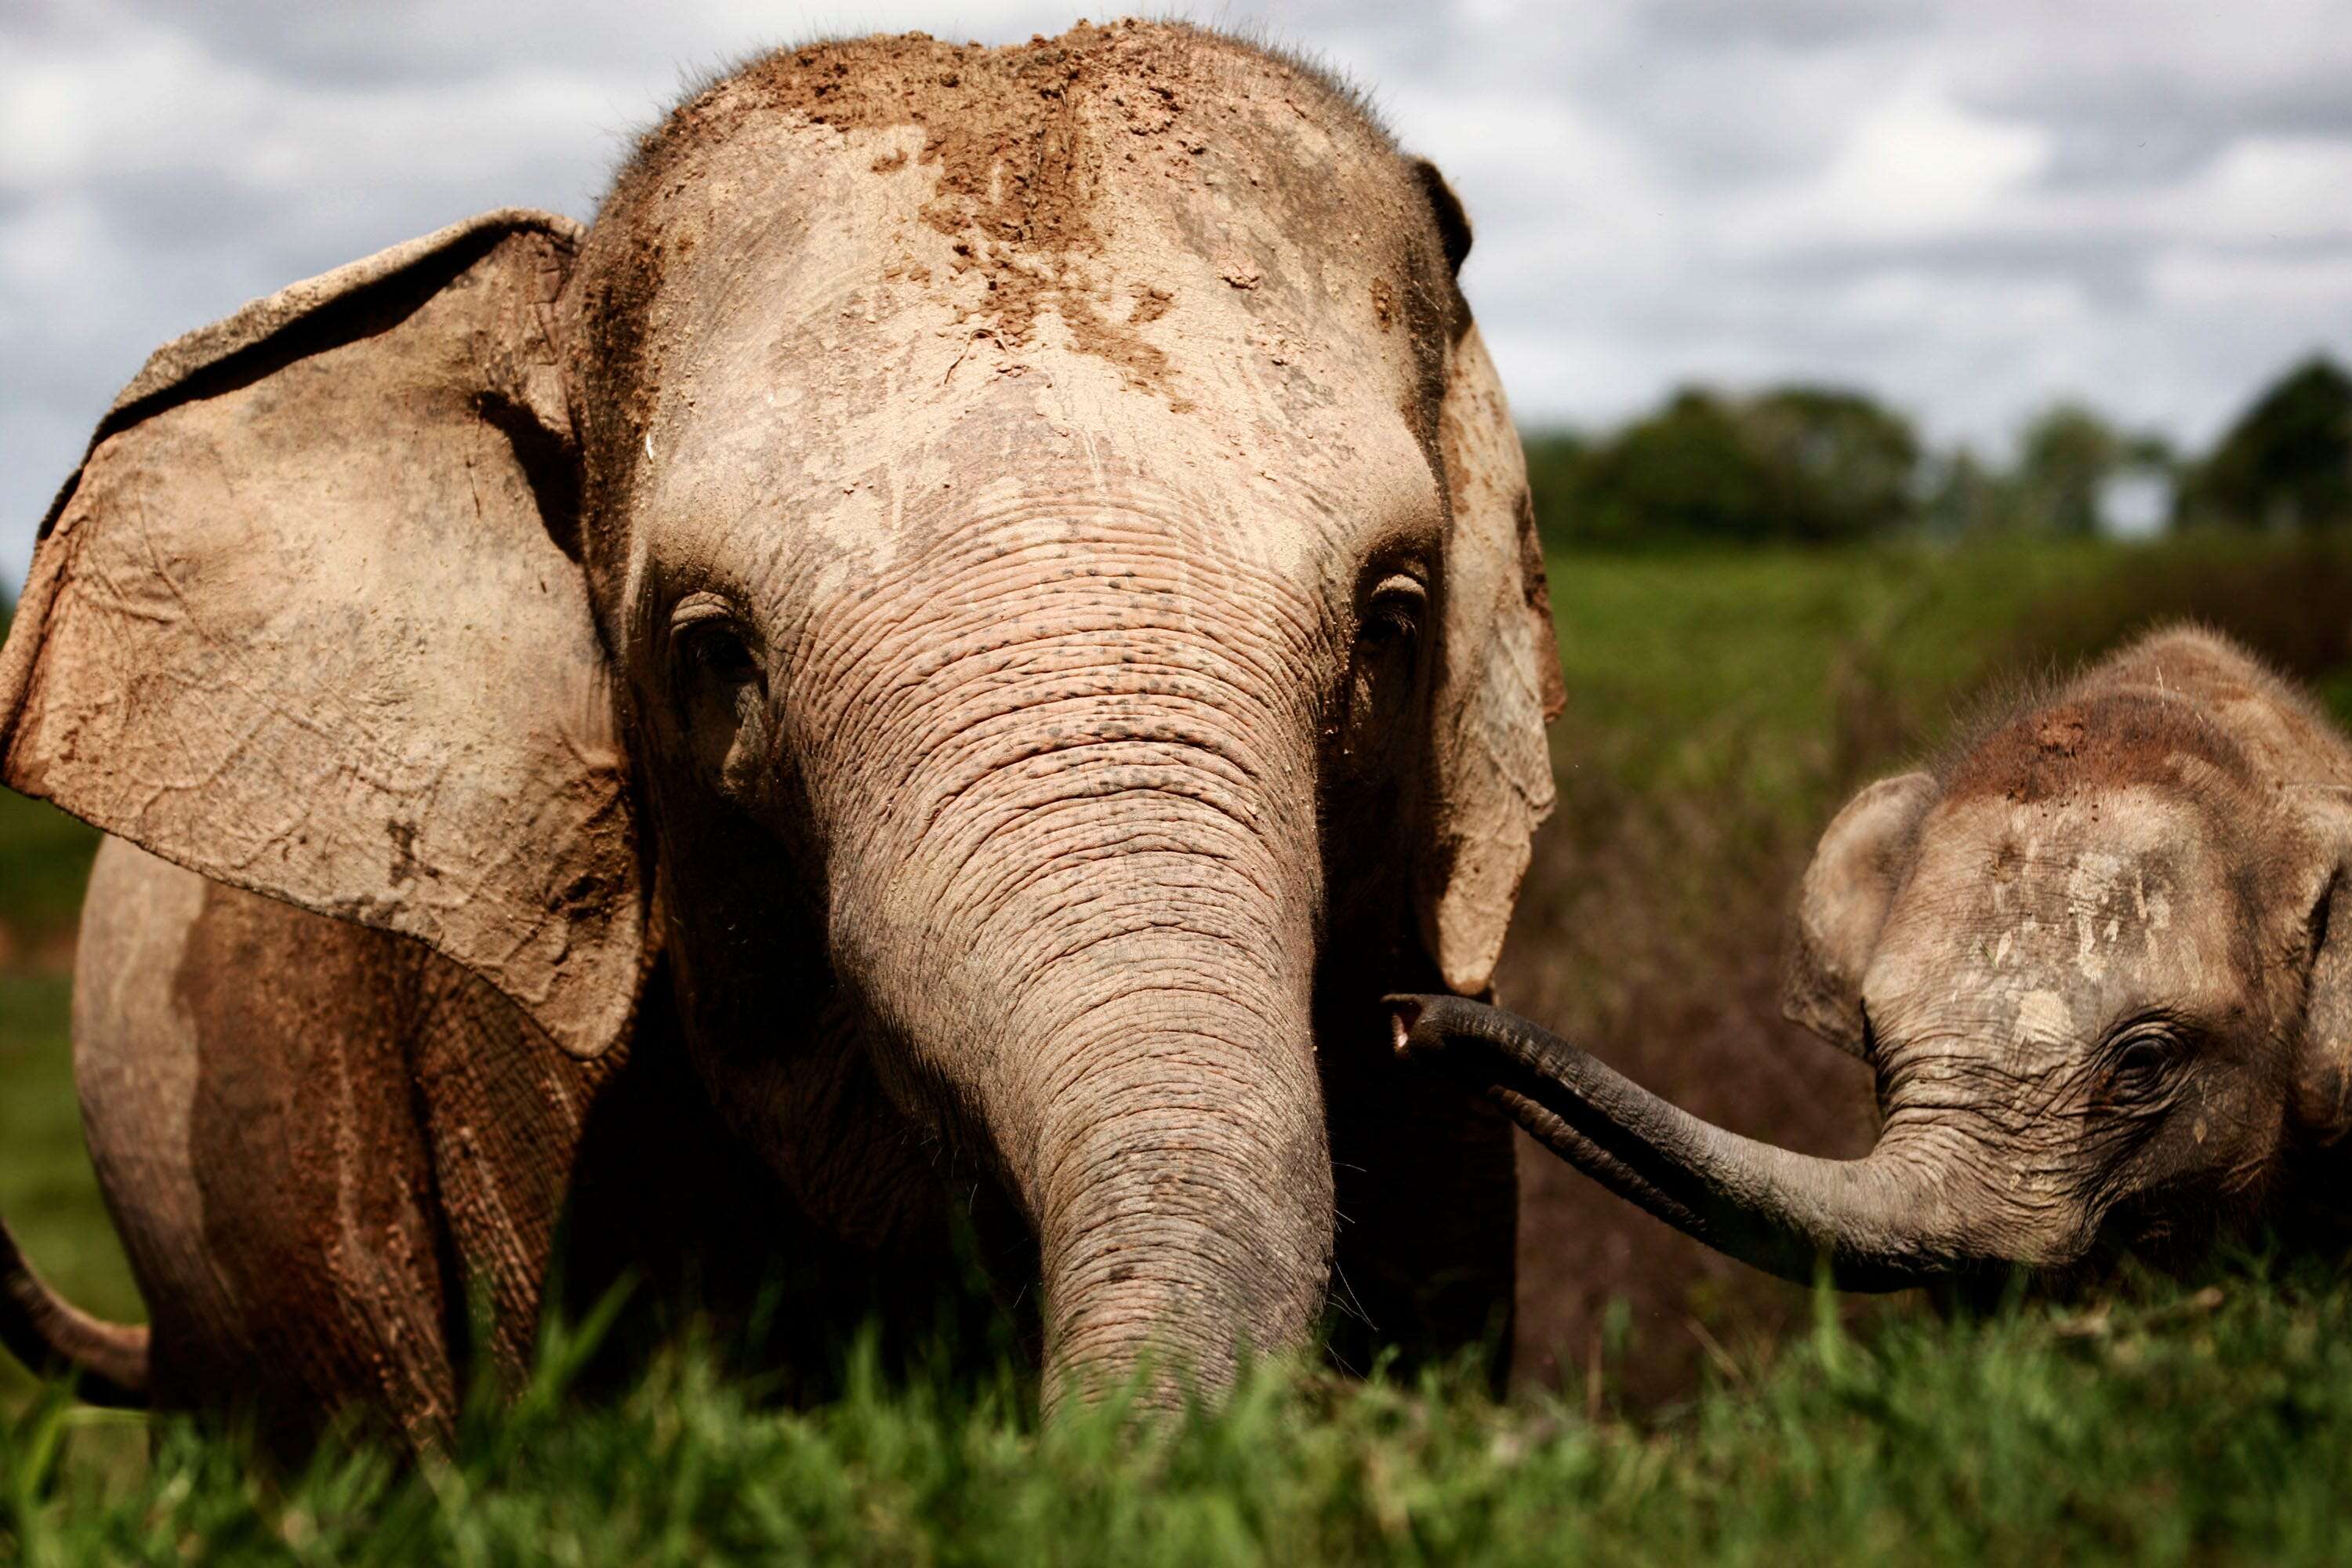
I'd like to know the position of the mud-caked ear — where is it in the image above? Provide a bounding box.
[0,211,645,1060]
[2290,785,2352,1142]
[1412,167,1566,993]
[1783,772,1939,1055]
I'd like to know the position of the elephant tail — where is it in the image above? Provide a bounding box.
[0,1214,148,1408]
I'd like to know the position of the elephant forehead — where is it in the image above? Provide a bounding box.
[1868,788,2248,1046]
[619,82,1445,613]
[611,27,1436,481]
[635,374,1442,619]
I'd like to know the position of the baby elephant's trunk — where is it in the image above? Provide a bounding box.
[1391,995,2013,1290]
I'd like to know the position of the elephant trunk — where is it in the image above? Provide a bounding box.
[1020,961,1333,1406]
[1391,995,2009,1290]
[826,630,1335,1403]
[868,916,1333,1406]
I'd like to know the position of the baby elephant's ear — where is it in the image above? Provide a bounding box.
[1783,771,1938,1055]
[2291,786,2352,1142]
[0,211,646,1061]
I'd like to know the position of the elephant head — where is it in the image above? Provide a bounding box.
[0,24,1560,1399]
[1398,628,2352,1289]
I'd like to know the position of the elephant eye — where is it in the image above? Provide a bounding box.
[1334,573,1428,768]
[682,622,760,687]
[1357,576,1427,654]
[2101,1026,2182,1102]
[670,594,764,693]
[670,597,768,790]
[668,593,768,782]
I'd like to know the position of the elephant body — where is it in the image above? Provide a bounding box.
[1407,626,2352,1288]
[67,840,862,1448]
[0,23,1559,1441]
[61,837,1519,1446]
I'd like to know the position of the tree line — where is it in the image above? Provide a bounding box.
[1521,354,2352,548]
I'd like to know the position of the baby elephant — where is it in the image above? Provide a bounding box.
[1399,626,2352,1287]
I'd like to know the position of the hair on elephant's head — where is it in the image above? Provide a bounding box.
[1397,628,2352,1290]
[0,24,1561,1399]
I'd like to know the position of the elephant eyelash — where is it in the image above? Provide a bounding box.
[1360,605,1418,648]
[2096,1022,2188,1105]
[1358,576,1428,648]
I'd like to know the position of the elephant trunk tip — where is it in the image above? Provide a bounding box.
[1385,994,1428,1057]
[1388,992,1479,1064]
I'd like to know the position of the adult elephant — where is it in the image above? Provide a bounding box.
[0,23,1562,1443]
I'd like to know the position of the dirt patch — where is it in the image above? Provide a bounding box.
[609,23,1385,404]
[1944,691,2251,806]
[572,20,1447,543]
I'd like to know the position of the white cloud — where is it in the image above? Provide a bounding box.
[5,0,2352,581]
[1798,75,2047,240]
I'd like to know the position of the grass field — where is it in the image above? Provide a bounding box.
[12,1264,2352,1564]
[7,533,2352,1561]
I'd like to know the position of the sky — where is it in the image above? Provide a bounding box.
[6,0,2352,582]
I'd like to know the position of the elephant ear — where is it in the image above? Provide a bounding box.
[0,210,645,1061]
[1414,165,1566,996]
[1782,771,1938,1056]
[2290,785,2352,1142]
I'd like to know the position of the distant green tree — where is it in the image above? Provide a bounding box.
[2176,355,2352,530]
[2013,404,2125,535]
[1586,389,1775,545]
[1743,387,1921,541]
[1520,429,1594,549]
[1523,384,1922,549]
[1922,445,2020,536]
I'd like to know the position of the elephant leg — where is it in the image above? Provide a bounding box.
[1319,989,1519,1389]
[71,840,221,1408]
[401,952,616,1393]
[76,840,462,1453]
[549,984,988,1405]
[408,964,813,1394]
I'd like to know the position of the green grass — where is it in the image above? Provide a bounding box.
[0,601,104,956]
[9,534,2352,1559]
[0,797,96,960]
[9,1269,2352,1564]
[1545,532,2352,814]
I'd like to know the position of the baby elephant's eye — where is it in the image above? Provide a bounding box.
[2102,1027,2180,1102]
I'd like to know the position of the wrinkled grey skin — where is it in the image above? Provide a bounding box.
[1401,628,2352,1289]
[0,24,1563,1443]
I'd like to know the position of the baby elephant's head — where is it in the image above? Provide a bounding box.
[1397,627,2352,1288]
[1784,632,2352,1276]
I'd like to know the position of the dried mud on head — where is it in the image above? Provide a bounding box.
[604,22,1400,405]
